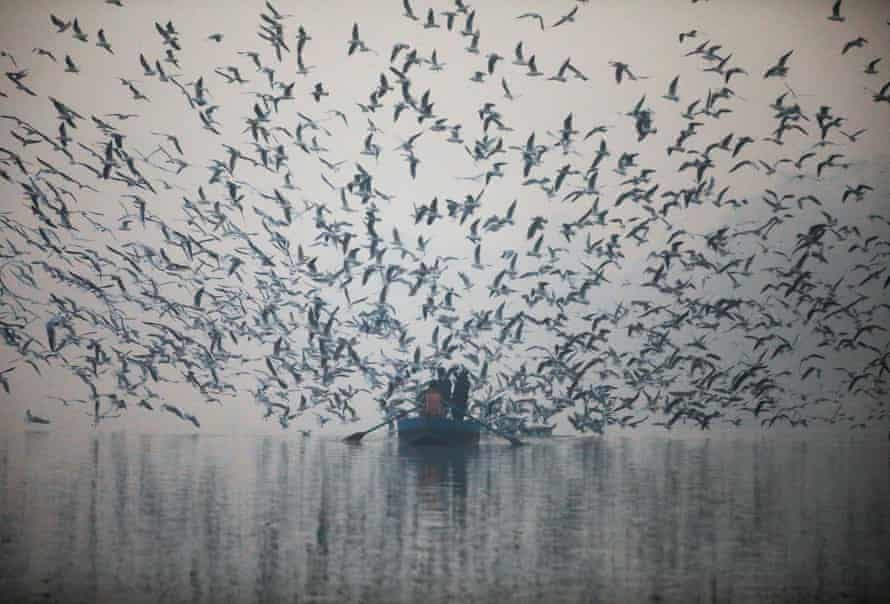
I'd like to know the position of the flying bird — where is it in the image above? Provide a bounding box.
[763,50,792,78]
[842,37,867,55]
[64,54,79,74]
[26,409,51,424]
[517,13,545,30]
[402,0,418,20]
[662,76,680,102]
[96,29,113,53]
[828,0,845,22]
[552,6,579,27]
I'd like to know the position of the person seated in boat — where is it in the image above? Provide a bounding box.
[436,366,452,401]
[450,367,470,421]
[421,372,447,418]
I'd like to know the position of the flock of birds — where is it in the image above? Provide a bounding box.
[3,0,890,436]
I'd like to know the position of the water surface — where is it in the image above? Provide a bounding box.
[1,431,888,603]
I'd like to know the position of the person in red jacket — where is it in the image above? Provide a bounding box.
[422,386,445,418]
[421,368,449,418]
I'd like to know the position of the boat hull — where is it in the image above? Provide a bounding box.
[397,416,481,446]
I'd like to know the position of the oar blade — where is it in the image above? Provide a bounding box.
[342,431,367,443]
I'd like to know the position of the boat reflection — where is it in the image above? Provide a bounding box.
[399,444,472,489]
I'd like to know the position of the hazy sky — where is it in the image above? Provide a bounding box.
[1,0,889,436]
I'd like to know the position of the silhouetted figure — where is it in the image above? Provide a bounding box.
[436,367,452,400]
[451,367,470,420]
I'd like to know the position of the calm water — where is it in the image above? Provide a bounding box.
[1,430,888,604]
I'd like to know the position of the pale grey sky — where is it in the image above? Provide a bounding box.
[1,0,889,436]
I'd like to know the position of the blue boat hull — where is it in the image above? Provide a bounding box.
[397,416,481,446]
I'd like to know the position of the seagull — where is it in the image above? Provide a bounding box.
[139,53,155,76]
[0,368,12,393]
[402,0,419,20]
[33,47,57,61]
[486,52,503,75]
[501,77,517,100]
[864,58,881,74]
[64,54,80,74]
[428,49,445,71]
[347,23,371,56]
[871,81,890,103]
[311,82,329,102]
[763,50,792,78]
[183,412,200,428]
[71,19,88,43]
[552,6,578,27]
[828,0,845,22]
[423,8,439,29]
[96,29,113,54]
[50,14,71,33]
[26,409,51,424]
[550,57,587,82]
[662,75,679,102]
[517,13,545,30]
[513,41,528,66]
[608,61,644,84]
[161,403,184,419]
[840,128,866,142]
[841,37,866,55]
[526,55,543,76]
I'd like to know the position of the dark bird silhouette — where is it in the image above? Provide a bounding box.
[26,409,51,424]
[828,0,845,22]
[518,12,544,30]
[864,58,881,74]
[764,50,792,78]
[842,37,867,55]
[552,6,578,27]
[402,0,418,20]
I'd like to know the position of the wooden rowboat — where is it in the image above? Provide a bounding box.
[397,416,481,446]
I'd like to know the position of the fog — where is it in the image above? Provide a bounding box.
[1,0,889,437]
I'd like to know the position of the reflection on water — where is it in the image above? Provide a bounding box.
[0,431,888,603]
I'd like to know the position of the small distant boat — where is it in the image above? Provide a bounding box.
[397,416,481,446]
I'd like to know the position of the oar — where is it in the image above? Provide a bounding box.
[343,405,415,443]
[441,399,524,447]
